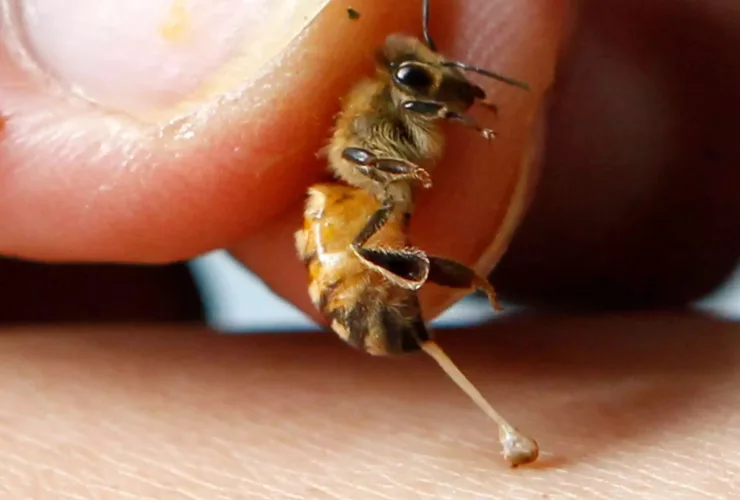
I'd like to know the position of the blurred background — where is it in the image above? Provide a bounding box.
[188,250,740,331]
[0,249,737,330]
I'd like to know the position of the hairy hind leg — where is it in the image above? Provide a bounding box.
[426,256,502,311]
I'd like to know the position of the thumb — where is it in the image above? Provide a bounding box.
[230,0,570,321]
[0,0,334,262]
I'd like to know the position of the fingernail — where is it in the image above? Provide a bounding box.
[12,0,328,116]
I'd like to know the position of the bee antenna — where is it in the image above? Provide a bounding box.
[442,61,531,91]
[422,0,437,52]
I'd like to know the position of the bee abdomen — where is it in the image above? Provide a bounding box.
[328,293,430,355]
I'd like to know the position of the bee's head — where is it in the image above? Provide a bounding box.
[377,34,492,114]
[375,0,529,134]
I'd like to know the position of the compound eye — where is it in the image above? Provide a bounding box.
[394,64,434,91]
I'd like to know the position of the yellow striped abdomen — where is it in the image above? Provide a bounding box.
[294,183,430,355]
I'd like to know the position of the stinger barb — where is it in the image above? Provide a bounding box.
[422,0,437,51]
[442,61,531,91]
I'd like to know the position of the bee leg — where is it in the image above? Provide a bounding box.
[480,100,499,117]
[402,100,446,116]
[402,100,496,140]
[426,256,503,311]
[342,147,432,188]
[445,110,497,140]
[349,200,430,290]
[354,247,430,290]
[351,198,394,248]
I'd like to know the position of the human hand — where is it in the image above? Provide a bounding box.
[3,0,736,318]
[0,0,560,320]
[1,0,739,498]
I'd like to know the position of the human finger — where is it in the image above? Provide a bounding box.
[0,0,352,262]
[494,0,740,308]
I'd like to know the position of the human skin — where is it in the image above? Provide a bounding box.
[1,0,739,498]
[1,314,739,499]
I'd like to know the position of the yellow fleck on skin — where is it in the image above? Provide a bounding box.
[160,0,190,44]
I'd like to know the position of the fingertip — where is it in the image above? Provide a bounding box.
[414,0,570,314]
[0,0,420,262]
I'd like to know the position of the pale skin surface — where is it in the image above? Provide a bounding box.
[1,0,740,498]
[2,315,740,499]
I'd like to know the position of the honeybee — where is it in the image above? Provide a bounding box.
[294,0,538,467]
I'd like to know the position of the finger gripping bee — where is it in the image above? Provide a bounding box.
[295,0,538,467]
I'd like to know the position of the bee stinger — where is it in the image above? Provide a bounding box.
[295,0,538,467]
